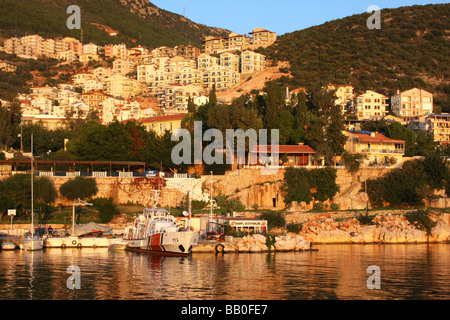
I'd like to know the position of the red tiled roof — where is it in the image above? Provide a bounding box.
[353,132,405,144]
[250,144,316,154]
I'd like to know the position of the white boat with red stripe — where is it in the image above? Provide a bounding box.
[125,208,199,256]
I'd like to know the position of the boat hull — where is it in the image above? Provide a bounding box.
[1,243,17,250]
[126,246,190,257]
[127,231,199,256]
[44,236,109,248]
[21,239,43,251]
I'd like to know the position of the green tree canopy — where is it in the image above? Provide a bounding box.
[384,122,416,157]
[59,177,98,201]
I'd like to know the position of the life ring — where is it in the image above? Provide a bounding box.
[93,244,97,248]
[77,243,82,248]
[72,240,77,246]
[215,243,225,253]
[61,244,67,249]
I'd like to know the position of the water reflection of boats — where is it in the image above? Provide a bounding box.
[124,208,199,257]
[23,249,44,300]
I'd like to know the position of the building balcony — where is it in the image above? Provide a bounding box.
[361,148,404,155]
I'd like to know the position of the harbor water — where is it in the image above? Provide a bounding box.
[0,243,449,300]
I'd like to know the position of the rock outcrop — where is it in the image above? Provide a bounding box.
[299,211,450,244]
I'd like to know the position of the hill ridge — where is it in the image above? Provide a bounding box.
[259,3,449,110]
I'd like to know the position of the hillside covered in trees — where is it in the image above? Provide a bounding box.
[260,4,450,111]
[0,0,229,48]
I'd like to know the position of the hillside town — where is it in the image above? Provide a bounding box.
[0,30,272,128]
[0,29,446,156]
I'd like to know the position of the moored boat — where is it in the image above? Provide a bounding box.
[125,208,199,256]
[21,234,43,251]
[1,242,18,250]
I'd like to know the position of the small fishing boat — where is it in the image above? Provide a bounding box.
[1,242,18,250]
[125,208,199,257]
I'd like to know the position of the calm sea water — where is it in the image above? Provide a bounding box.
[0,244,449,300]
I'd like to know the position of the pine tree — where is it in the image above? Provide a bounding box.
[209,84,217,108]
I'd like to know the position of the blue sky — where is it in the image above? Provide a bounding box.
[150,0,449,35]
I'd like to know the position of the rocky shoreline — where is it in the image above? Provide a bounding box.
[296,211,450,244]
[193,210,450,253]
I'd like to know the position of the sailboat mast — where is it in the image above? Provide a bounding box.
[30,133,34,234]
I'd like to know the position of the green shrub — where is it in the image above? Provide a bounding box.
[282,167,339,205]
[191,200,208,211]
[91,197,120,223]
[265,235,276,249]
[287,223,302,233]
[215,193,245,213]
[312,203,324,211]
[356,212,376,225]
[405,209,437,235]
[259,212,286,229]
[330,203,340,211]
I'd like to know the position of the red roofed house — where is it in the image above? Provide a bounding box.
[248,143,322,167]
[344,131,405,166]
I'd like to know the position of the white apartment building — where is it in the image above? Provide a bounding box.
[173,67,202,86]
[3,37,21,55]
[92,67,112,80]
[43,39,56,58]
[20,35,44,56]
[391,88,433,119]
[82,43,99,55]
[72,72,97,87]
[240,50,266,74]
[353,90,389,120]
[197,54,219,70]
[31,97,53,115]
[30,86,58,100]
[137,64,158,83]
[426,113,450,145]
[104,43,128,60]
[113,59,135,75]
[57,50,77,63]
[202,65,240,89]
[220,52,241,72]
[82,79,105,93]
[156,83,205,112]
[104,74,144,99]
